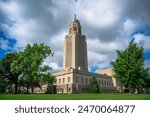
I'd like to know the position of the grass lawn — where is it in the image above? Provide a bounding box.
[0,93,150,100]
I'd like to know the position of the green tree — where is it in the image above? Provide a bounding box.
[0,60,7,93]
[0,52,19,94]
[111,41,150,93]
[89,76,100,93]
[140,68,150,93]
[11,43,55,93]
[41,67,56,93]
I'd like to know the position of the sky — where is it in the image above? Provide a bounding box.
[0,0,150,72]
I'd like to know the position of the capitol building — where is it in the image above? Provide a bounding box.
[52,15,122,94]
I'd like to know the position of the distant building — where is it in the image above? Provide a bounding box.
[52,15,120,93]
[96,68,124,93]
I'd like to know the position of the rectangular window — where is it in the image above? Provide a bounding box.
[56,79,57,84]
[85,78,88,84]
[82,78,84,84]
[68,77,70,82]
[89,79,91,83]
[63,78,65,83]
[76,77,78,83]
[59,79,61,84]
[69,88,71,92]
[73,27,77,31]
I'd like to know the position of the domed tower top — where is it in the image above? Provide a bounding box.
[69,14,82,35]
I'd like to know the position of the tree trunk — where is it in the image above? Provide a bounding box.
[18,86,21,93]
[27,85,29,94]
[14,82,18,94]
[129,88,134,94]
[135,88,139,94]
[31,86,34,94]
[137,88,140,94]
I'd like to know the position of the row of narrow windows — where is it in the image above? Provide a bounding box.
[57,77,113,86]
[58,77,70,84]
[98,80,113,86]
[76,77,113,86]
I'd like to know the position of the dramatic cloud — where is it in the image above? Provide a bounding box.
[0,0,150,72]
[134,33,150,52]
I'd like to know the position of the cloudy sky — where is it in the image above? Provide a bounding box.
[0,0,150,72]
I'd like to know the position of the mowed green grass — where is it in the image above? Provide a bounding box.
[0,93,150,100]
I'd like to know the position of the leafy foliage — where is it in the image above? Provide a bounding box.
[111,41,150,93]
[89,76,100,93]
[0,43,55,94]
[11,43,55,93]
[0,52,19,93]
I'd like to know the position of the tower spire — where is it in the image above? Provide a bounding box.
[74,14,76,20]
[69,14,81,35]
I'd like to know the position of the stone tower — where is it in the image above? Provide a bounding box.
[63,15,88,71]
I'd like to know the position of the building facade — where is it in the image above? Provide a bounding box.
[96,68,124,92]
[53,69,116,94]
[52,15,119,93]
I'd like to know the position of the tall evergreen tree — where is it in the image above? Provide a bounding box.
[111,41,150,93]
[89,76,100,93]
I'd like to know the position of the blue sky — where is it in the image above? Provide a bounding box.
[0,0,150,72]
[0,31,16,59]
[144,53,150,59]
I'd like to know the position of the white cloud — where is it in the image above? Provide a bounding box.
[49,31,66,52]
[0,0,150,72]
[88,51,107,65]
[87,38,125,54]
[0,38,9,50]
[134,33,150,52]
[78,0,120,28]
[87,38,126,69]
[49,62,62,72]
[123,19,136,36]
[0,1,21,20]
[43,57,62,72]
[144,59,150,68]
